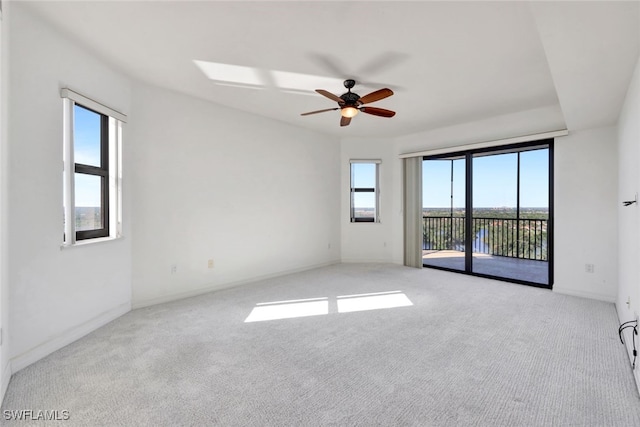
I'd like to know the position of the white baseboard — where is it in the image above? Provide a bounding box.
[10,302,131,373]
[132,260,342,309]
[552,286,616,303]
[0,360,10,406]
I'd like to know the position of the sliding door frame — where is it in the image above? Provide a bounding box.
[423,139,554,289]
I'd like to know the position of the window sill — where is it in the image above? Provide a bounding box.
[60,235,124,250]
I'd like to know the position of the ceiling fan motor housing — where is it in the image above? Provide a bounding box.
[341,79,360,105]
[340,91,360,105]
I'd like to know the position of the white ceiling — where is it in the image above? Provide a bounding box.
[19,1,640,138]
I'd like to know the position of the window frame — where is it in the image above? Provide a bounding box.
[350,160,381,223]
[62,88,126,246]
[73,105,110,240]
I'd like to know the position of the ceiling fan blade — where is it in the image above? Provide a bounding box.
[316,89,344,104]
[358,88,394,105]
[300,107,339,116]
[340,116,351,127]
[360,107,396,118]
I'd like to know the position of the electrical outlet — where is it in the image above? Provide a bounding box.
[585,263,594,273]
[208,259,214,269]
[171,264,177,274]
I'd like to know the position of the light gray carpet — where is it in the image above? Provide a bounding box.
[2,263,639,426]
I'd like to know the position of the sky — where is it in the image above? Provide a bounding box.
[423,149,549,209]
[351,163,377,209]
[74,105,103,207]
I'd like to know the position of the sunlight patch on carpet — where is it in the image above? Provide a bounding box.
[244,291,413,322]
[337,291,413,313]
[244,297,329,322]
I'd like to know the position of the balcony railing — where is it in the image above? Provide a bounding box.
[423,216,548,261]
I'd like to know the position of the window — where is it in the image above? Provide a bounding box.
[72,105,109,239]
[350,160,380,223]
[422,140,553,287]
[62,89,126,245]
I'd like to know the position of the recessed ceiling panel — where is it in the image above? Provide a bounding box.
[18,1,637,138]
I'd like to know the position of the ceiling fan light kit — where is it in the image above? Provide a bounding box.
[301,79,395,127]
[341,106,359,118]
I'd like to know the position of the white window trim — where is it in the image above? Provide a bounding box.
[350,159,382,164]
[349,159,382,223]
[61,89,125,247]
[60,88,127,123]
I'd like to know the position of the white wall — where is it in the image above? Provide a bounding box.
[396,105,566,157]
[129,83,341,307]
[616,55,640,382]
[0,0,10,402]
[340,137,402,264]
[553,127,618,301]
[7,4,132,371]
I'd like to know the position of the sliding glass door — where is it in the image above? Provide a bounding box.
[423,156,466,272]
[422,141,553,288]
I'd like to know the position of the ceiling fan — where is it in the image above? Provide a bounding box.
[301,79,396,127]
